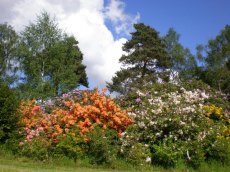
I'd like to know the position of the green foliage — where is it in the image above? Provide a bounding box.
[18,11,88,100]
[0,23,19,85]
[151,142,179,168]
[122,142,151,165]
[107,23,171,94]
[0,80,20,142]
[46,36,88,95]
[20,137,51,161]
[183,141,205,169]
[205,138,230,165]
[197,25,230,96]
[56,131,85,162]
[86,127,120,165]
[163,28,197,81]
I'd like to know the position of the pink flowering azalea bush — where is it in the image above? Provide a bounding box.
[118,81,230,168]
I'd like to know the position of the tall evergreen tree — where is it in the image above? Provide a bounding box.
[18,12,88,99]
[0,23,19,85]
[107,23,171,94]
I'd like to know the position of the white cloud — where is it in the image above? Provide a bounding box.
[2,0,140,88]
[105,0,140,35]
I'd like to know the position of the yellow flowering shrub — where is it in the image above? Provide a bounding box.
[203,104,230,139]
[203,104,225,119]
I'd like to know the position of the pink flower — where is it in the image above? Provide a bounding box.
[38,127,44,132]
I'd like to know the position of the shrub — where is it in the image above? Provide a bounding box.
[0,80,20,142]
[205,138,230,165]
[86,126,120,165]
[19,137,51,161]
[151,142,179,168]
[123,142,151,165]
[121,125,151,165]
[56,130,85,162]
[119,81,230,168]
[183,141,205,169]
[19,89,133,144]
[18,88,133,161]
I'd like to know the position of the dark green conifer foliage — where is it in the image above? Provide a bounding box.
[107,23,171,94]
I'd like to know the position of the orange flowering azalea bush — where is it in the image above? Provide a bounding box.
[18,88,133,162]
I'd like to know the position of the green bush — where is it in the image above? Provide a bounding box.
[121,126,151,165]
[183,141,205,169]
[151,142,179,168]
[0,81,20,142]
[56,131,85,162]
[86,126,120,165]
[205,138,230,165]
[20,137,51,161]
[123,142,151,165]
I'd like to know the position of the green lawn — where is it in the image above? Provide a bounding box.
[0,155,151,172]
[0,158,129,172]
[1,154,230,172]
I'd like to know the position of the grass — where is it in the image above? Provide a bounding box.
[0,152,153,172]
[0,154,123,172]
[0,148,230,172]
[0,157,128,172]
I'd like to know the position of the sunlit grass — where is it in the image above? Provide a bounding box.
[0,148,229,172]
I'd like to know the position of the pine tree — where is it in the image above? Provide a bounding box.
[107,23,171,94]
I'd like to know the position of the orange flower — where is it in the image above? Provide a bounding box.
[52,132,58,138]
[82,128,89,134]
[64,101,72,107]
[32,105,40,113]
[84,118,91,126]
[18,88,133,144]
[95,118,101,124]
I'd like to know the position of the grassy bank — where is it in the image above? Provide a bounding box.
[1,153,230,172]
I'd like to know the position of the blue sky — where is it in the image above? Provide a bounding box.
[1,0,230,89]
[109,0,230,54]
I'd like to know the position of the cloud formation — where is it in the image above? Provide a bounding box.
[0,0,140,88]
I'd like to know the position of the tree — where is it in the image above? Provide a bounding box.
[46,36,88,95]
[163,28,197,81]
[0,80,20,142]
[198,25,230,96]
[107,23,171,94]
[18,12,88,99]
[0,23,19,85]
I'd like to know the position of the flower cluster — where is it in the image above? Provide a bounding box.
[126,87,212,143]
[19,89,133,144]
[203,104,230,138]
[120,83,230,167]
[203,104,227,120]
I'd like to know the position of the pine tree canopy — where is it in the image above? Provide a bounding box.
[107,23,171,94]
